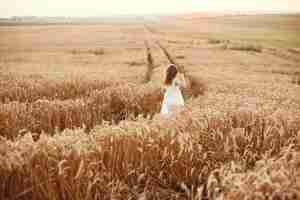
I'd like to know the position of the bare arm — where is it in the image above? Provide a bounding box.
[175,73,187,88]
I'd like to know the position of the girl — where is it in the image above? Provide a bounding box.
[160,64,186,116]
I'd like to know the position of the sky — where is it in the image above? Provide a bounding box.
[0,0,300,17]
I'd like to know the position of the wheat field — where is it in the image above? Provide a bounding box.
[0,14,300,200]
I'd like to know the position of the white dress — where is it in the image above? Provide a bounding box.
[160,79,185,116]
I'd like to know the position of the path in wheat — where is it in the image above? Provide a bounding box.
[142,24,169,84]
[143,23,206,98]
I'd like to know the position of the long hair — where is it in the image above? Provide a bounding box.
[164,64,178,85]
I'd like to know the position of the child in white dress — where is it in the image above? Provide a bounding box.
[161,64,186,116]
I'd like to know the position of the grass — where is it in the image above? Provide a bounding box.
[176,15,300,48]
[292,75,300,85]
[71,48,105,56]
[288,48,300,54]
[125,61,145,66]
[208,39,230,45]
[229,44,262,53]
[207,38,262,53]
[175,55,185,59]
[221,43,262,53]
[208,39,222,44]
[270,70,300,76]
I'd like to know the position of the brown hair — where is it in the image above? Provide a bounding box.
[164,64,178,85]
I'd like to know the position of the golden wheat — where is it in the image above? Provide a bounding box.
[0,83,164,140]
[0,74,121,103]
[0,15,299,200]
[207,145,300,200]
[0,103,299,199]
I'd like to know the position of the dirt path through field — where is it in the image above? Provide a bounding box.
[142,25,169,84]
[143,24,206,98]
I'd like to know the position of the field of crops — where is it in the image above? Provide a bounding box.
[0,14,300,200]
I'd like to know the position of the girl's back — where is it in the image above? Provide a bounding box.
[160,66,186,116]
[163,80,184,106]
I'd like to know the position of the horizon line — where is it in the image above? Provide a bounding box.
[2,10,300,19]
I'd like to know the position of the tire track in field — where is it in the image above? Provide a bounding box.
[143,40,155,83]
[264,47,300,64]
[156,40,186,74]
[142,24,168,84]
[143,22,206,97]
[155,38,206,98]
[143,23,186,77]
